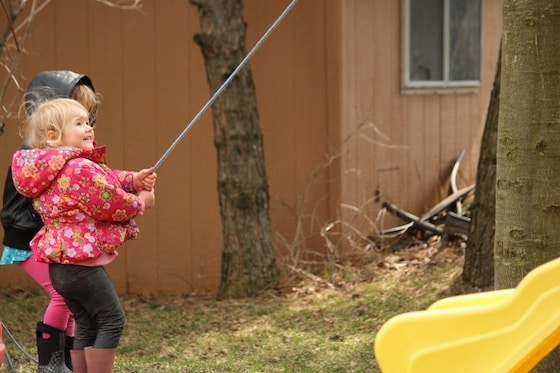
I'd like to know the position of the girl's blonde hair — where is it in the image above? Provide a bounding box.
[24,98,89,148]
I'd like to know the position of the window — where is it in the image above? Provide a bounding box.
[402,0,481,94]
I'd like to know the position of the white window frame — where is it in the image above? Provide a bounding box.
[401,0,481,95]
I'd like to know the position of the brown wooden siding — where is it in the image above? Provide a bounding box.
[0,0,501,294]
[336,0,502,229]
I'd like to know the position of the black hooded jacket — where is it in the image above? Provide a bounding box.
[1,70,95,250]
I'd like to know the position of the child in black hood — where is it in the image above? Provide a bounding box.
[1,70,100,373]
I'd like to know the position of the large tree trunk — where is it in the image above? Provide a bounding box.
[461,44,501,291]
[497,1,560,370]
[190,0,278,299]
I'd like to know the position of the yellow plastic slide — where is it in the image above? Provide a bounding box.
[374,257,560,372]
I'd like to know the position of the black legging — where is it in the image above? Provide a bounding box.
[49,263,126,349]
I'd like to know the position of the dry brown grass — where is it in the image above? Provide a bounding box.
[1,238,464,372]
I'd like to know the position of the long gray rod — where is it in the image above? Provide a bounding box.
[154,0,300,171]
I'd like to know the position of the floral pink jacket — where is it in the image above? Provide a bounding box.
[11,146,145,264]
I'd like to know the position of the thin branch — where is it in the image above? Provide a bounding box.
[0,0,45,131]
[0,0,143,133]
[94,0,143,11]
[281,263,335,289]
[7,0,51,42]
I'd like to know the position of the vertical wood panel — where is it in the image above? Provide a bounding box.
[325,0,343,224]
[339,0,359,222]
[154,0,221,293]
[249,0,330,252]
[153,0,195,292]
[371,0,405,220]
[52,1,89,70]
[285,0,328,250]
[250,0,298,244]
[441,95,462,192]
[354,0,375,226]
[120,2,158,293]
[86,1,128,290]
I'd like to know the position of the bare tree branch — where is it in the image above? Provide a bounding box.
[8,0,51,40]
[94,0,143,11]
[0,0,45,133]
[0,0,143,135]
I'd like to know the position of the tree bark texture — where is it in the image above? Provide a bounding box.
[462,44,501,290]
[497,2,560,370]
[190,0,278,299]
[496,0,560,287]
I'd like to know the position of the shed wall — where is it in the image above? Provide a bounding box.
[336,0,502,230]
[0,0,502,294]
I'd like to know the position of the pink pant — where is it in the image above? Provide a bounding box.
[19,252,74,336]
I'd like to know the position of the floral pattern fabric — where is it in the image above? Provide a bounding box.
[11,146,145,264]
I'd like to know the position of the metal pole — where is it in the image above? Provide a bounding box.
[153,0,300,170]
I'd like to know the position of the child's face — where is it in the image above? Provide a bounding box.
[61,105,95,149]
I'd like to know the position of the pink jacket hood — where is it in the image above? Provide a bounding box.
[12,146,107,197]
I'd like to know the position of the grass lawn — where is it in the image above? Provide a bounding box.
[1,242,463,372]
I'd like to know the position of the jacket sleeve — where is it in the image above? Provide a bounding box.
[112,169,138,193]
[61,160,145,222]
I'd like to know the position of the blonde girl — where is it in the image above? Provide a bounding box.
[11,98,156,373]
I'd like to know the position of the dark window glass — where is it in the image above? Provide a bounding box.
[408,0,481,84]
[410,0,443,81]
[449,0,481,81]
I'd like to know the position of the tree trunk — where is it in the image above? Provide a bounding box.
[497,1,560,370]
[461,44,501,291]
[190,0,278,299]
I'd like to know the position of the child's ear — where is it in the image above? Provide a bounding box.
[46,130,58,141]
